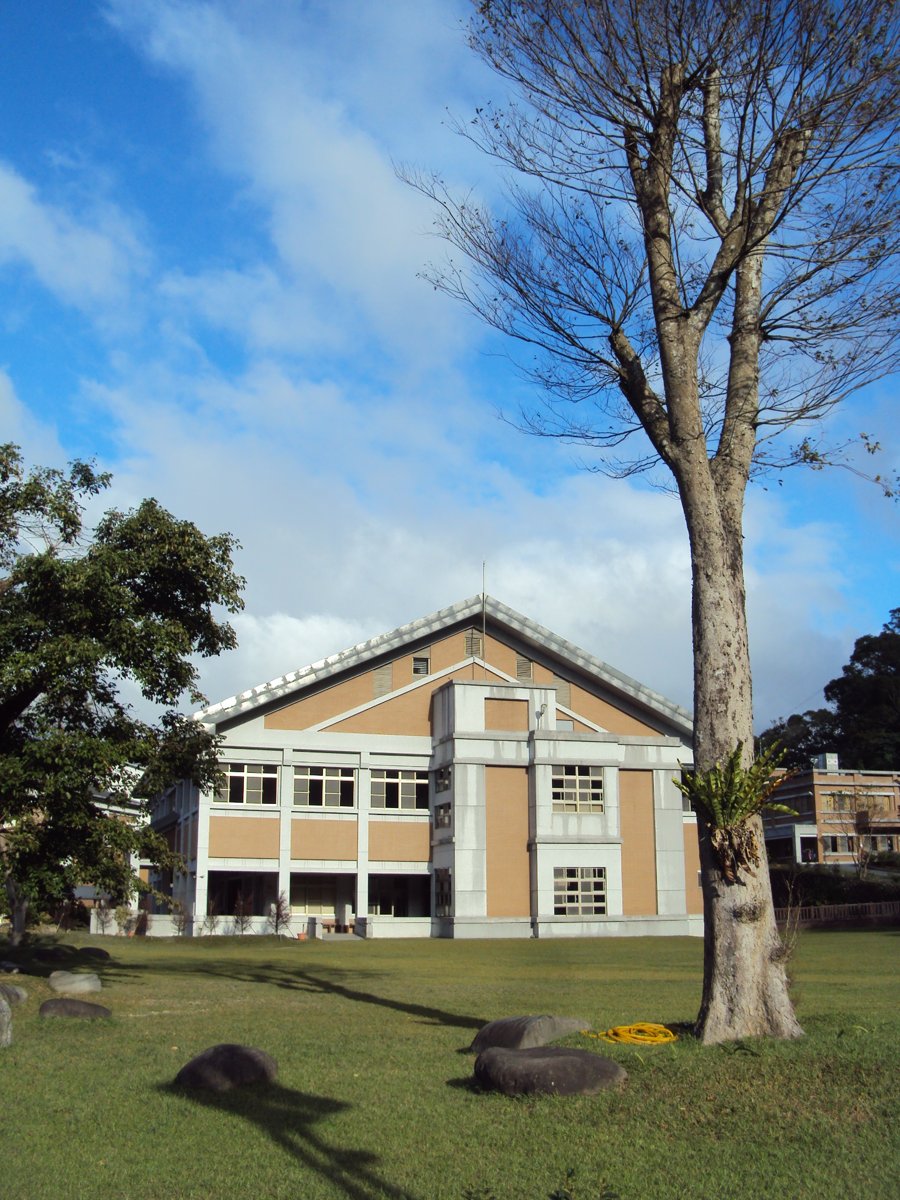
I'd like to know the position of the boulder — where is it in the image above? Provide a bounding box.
[0,996,11,1047]
[48,970,102,995]
[474,1046,627,1097]
[35,946,70,962]
[0,983,27,1006]
[40,998,112,1020]
[469,1015,589,1054]
[175,1044,278,1092]
[79,947,111,962]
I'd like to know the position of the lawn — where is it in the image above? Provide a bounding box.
[1,930,897,1200]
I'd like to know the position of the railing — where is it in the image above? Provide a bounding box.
[774,900,900,925]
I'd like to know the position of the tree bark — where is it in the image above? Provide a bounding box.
[679,459,803,1042]
[4,873,28,947]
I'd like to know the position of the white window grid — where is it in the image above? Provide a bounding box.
[552,765,604,812]
[553,866,607,916]
[293,766,356,807]
[412,655,430,676]
[370,768,429,810]
[217,763,278,805]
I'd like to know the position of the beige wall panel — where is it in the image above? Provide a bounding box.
[484,697,530,732]
[265,671,382,730]
[483,634,519,679]
[683,823,704,915]
[430,631,469,672]
[291,819,359,861]
[330,665,504,735]
[329,685,434,736]
[369,821,431,863]
[209,815,280,860]
[619,770,658,916]
[187,816,198,861]
[485,766,531,918]
[555,711,595,732]
[568,684,659,736]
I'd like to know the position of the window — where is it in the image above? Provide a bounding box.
[293,766,355,807]
[217,763,278,805]
[552,765,604,812]
[412,654,430,676]
[434,765,451,793]
[371,768,429,810]
[822,792,854,813]
[290,878,336,914]
[465,629,483,657]
[553,867,606,916]
[434,802,452,829]
[434,868,452,916]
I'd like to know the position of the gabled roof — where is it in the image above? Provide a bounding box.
[197,595,693,738]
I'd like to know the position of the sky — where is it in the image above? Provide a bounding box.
[1,0,896,731]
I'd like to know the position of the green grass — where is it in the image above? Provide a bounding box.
[1,930,898,1200]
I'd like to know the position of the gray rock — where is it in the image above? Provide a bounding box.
[175,1044,278,1092]
[40,998,112,1020]
[469,1015,589,1054]
[48,970,102,995]
[0,961,20,974]
[0,983,27,1006]
[474,1046,627,1097]
[0,996,11,1047]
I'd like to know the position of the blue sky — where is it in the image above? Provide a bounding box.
[1,0,897,730]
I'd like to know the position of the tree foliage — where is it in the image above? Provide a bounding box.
[760,609,900,769]
[0,444,244,938]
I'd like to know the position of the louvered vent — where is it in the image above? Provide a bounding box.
[516,655,533,682]
[373,662,393,698]
[465,629,483,657]
[553,674,571,707]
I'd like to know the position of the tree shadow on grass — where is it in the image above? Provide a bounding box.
[276,969,486,1034]
[162,1080,422,1200]
[121,950,487,1034]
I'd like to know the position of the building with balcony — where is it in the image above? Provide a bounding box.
[148,596,703,937]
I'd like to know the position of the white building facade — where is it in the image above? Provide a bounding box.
[148,597,703,938]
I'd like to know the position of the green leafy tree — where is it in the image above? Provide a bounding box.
[406,0,898,1041]
[0,444,244,943]
[760,610,899,770]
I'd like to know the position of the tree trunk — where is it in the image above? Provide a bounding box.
[680,461,803,1043]
[4,873,28,947]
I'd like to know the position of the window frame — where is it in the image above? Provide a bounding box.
[551,764,604,813]
[370,768,429,811]
[293,765,356,808]
[553,866,607,916]
[217,763,279,806]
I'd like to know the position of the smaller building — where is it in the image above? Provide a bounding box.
[763,753,900,867]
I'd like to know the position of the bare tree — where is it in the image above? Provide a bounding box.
[404,0,898,1042]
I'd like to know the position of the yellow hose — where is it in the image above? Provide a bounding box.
[582,1022,678,1045]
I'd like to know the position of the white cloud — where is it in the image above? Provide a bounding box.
[103,0,489,364]
[0,161,145,315]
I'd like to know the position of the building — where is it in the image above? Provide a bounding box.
[763,753,900,867]
[148,596,703,937]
